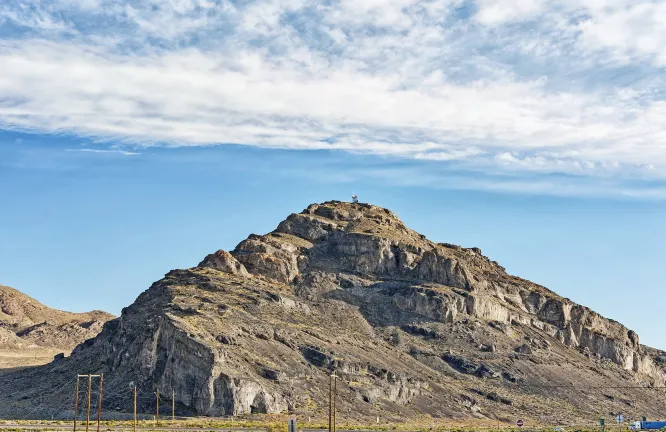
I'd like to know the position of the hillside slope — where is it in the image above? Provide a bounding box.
[0,284,114,370]
[1,201,665,424]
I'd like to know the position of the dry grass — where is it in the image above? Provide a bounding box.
[2,417,610,432]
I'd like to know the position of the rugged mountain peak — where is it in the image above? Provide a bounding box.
[186,202,657,380]
[220,202,657,378]
[3,201,666,423]
[229,200,485,289]
[277,200,426,246]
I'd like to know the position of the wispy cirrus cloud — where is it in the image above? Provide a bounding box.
[1,0,666,195]
[66,148,140,155]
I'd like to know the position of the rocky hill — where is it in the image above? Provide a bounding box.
[0,284,114,370]
[1,201,666,424]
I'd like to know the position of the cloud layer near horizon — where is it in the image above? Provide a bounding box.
[1,0,666,189]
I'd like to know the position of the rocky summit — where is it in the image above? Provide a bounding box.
[1,201,666,424]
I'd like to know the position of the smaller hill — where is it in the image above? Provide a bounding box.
[0,284,114,371]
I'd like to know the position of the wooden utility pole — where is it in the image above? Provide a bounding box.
[85,374,92,432]
[172,390,175,421]
[333,375,337,432]
[155,390,160,426]
[75,375,102,432]
[96,374,104,432]
[132,385,137,432]
[73,377,80,432]
[328,376,332,432]
[328,374,338,432]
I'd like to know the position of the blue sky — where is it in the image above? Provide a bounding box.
[2,131,666,350]
[1,0,666,348]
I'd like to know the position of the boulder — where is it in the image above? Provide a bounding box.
[198,250,249,277]
[515,344,533,354]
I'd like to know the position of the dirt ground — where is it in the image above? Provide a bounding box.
[0,349,62,374]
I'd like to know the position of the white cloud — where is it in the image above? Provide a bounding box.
[1,0,666,194]
[472,0,666,66]
[0,2,72,33]
[578,1,666,65]
[474,0,547,25]
[66,148,140,155]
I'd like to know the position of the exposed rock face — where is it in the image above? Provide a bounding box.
[1,201,666,424]
[198,250,249,277]
[232,202,660,379]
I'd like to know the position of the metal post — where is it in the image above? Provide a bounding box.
[85,375,92,432]
[133,386,137,432]
[172,390,175,421]
[73,377,80,432]
[96,374,103,432]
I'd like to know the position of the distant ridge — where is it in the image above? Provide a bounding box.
[0,284,114,353]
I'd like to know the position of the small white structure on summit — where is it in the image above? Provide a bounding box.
[352,193,359,203]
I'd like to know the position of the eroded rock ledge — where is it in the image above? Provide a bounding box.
[223,201,662,380]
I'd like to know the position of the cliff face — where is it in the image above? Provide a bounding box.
[232,202,659,379]
[1,201,665,423]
